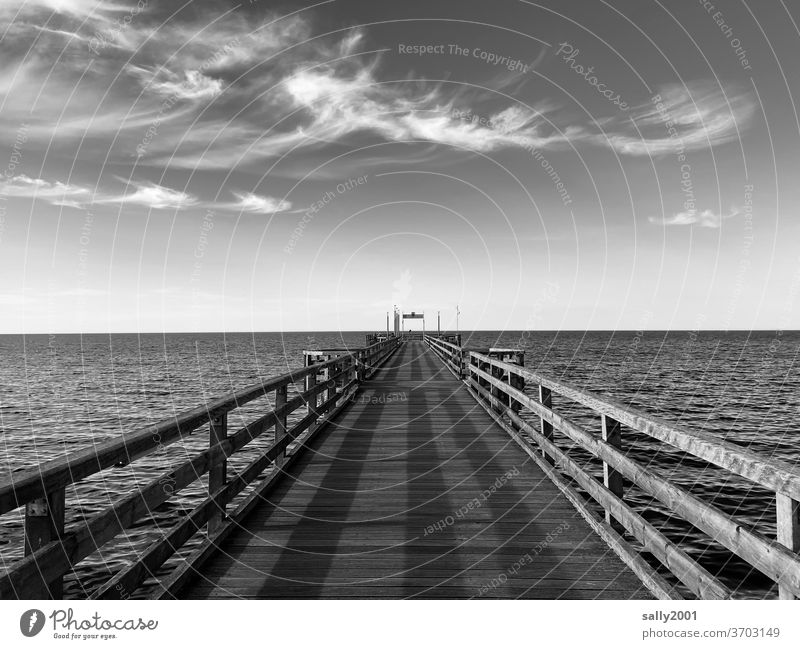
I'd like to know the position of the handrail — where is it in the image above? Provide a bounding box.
[467,350,800,600]
[0,336,401,599]
[424,334,465,377]
[471,353,800,501]
[0,359,336,516]
[0,337,397,515]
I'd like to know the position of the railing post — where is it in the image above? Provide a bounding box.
[777,494,800,599]
[601,414,624,533]
[480,358,491,395]
[208,411,228,534]
[493,360,511,414]
[334,355,347,392]
[274,385,288,470]
[305,368,319,426]
[358,351,366,382]
[469,353,479,390]
[538,385,554,465]
[328,360,339,403]
[509,368,525,430]
[24,487,66,598]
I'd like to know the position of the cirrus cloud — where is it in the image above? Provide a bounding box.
[0,174,295,215]
[648,208,741,228]
[98,180,197,210]
[226,191,292,214]
[0,175,91,205]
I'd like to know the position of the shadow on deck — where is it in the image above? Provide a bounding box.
[180,342,652,599]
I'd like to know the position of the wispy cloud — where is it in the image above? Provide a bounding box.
[1,0,117,18]
[649,208,741,228]
[98,180,198,210]
[0,175,295,214]
[0,176,197,210]
[128,67,223,101]
[225,191,292,214]
[600,81,755,155]
[0,175,91,205]
[0,6,757,179]
[155,43,755,169]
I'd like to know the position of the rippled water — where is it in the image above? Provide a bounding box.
[1,331,797,599]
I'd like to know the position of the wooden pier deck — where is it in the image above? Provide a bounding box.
[180,342,650,599]
[3,334,799,600]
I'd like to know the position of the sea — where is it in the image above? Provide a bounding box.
[0,330,798,599]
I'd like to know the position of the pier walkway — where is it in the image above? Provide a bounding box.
[181,342,649,598]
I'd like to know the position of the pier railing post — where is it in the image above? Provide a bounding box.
[329,358,339,397]
[478,358,491,403]
[601,414,624,533]
[467,352,476,388]
[24,487,65,598]
[490,361,505,414]
[538,385,554,465]
[275,385,288,470]
[509,368,525,430]
[356,351,365,382]
[486,351,524,418]
[305,368,319,427]
[777,494,800,599]
[208,411,228,534]
[324,362,334,404]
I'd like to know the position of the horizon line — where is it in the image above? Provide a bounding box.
[0,328,796,336]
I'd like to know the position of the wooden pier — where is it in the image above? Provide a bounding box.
[1,334,799,600]
[180,342,647,598]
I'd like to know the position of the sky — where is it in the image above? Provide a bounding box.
[1,0,799,333]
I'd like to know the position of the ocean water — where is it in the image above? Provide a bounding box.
[0,330,798,599]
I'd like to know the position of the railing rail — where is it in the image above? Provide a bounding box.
[0,337,401,599]
[425,334,465,377]
[463,349,800,600]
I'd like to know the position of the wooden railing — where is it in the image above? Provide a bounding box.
[424,333,800,599]
[425,335,466,377]
[462,350,800,600]
[424,334,524,379]
[0,337,400,600]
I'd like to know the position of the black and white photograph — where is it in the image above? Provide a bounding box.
[0,0,798,645]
